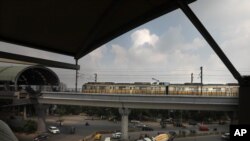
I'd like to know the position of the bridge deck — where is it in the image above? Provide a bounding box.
[38,92,238,111]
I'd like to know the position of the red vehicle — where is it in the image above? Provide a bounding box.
[199,125,209,131]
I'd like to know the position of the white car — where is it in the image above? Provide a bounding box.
[48,126,60,134]
[112,132,122,139]
[221,132,230,140]
[104,137,111,141]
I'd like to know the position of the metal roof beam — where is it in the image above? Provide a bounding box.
[0,51,80,70]
[177,0,243,85]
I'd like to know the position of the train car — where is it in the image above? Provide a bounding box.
[168,83,238,96]
[82,82,238,96]
[82,82,169,95]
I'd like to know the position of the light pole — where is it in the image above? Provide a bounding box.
[152,78,160,84]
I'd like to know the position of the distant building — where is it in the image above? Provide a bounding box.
[0,65,59,92]
[58,82,67,92]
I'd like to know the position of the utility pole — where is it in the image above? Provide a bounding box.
[191,73,193,83]
[94,73,97,82]
[75,59,78,92]
[200,66,203,84]
[200,66,203,94]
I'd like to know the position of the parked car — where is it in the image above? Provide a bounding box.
[188,120,197,125]
[33,134,48,141]
[112,132,122,139]
[190,129,197,134]
[219,120,226,125]
[199,125,209,131]
[221,132,230,140]
[173,122,183,127]
[136,123,147,128]
[48,126,60,134]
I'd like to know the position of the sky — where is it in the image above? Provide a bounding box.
[1,0,250,88]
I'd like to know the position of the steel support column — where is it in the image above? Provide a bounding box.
[176,0,243,84]
[177,0,250,124]
[75,59,78,92]
[238,76,250,124]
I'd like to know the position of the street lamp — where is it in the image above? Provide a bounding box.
[152,78,160,84]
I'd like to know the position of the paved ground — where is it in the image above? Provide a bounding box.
[15,115,229,141]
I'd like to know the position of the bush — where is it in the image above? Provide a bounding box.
[23,120,37,133]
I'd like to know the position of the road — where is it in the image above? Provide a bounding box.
[175,135,222,141]
[16,115,229,141]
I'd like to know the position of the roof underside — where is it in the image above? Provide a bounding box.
[0,0,195,59]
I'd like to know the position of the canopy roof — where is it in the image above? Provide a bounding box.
[0,0,195,59]
[0,65,59,85]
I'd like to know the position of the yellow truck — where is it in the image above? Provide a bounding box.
[94,133,102,140]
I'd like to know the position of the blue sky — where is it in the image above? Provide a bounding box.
[1,0,250,88]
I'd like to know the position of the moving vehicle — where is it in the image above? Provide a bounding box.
[104,137,111,141]
[112,132,122,139]
[33,134,48,141]
[94,133,102,140]
[48,126,60,134]
[221,132,230,140]
[85,122,89,126]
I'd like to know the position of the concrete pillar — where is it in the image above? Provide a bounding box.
[119,108,130,141]
[46,107,50,116]
[239,81,250,124]
[35,104,47,133]
[230,111,238,125]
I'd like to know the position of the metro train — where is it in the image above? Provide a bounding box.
[82,82,238,96]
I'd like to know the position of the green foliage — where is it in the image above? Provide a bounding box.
[55,105,83,115]
[23,120,37,133]
[11,120,37,133]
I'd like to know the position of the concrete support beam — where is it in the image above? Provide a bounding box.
[0,51,80,70]
[35,104,47,133]
[230,111,238,125]
[119,108,130,141]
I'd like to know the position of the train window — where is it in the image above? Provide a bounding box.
[139,86,147,90]
[99,86,105,90]
[119,86,126,90]
[213,88,221,92]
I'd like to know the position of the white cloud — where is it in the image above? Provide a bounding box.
[220,20,250,74]
[131,28,159,47]
[111,44,128,65]
[128,29,167,65]
[2,0,249,87]
[88,45,107,64]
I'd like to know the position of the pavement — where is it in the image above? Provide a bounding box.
[14,115,229,141]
